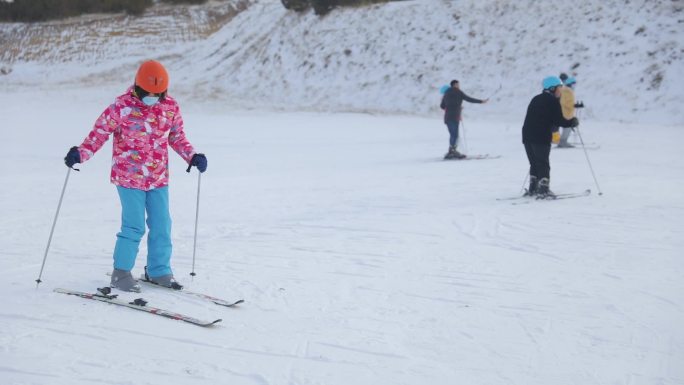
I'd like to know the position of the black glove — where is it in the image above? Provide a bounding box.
[64,146,81,168]
[187,153,207,173]
[574,101,584,109]
[569,117,579,127]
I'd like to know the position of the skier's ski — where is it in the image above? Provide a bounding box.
[511,189,591,205]
[501,189,590,202]
[54,288,222,327]
[464,154,501,160]
[138,275,245,308]
[556,145,601,150]
[497,193,532,201]
[445,154,501,161]
[569,141,599,147]
[540,189,591,199]
[105,272,244,308]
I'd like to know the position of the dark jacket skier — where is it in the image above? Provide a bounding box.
[440,80,487,159]
[522,76,578,197]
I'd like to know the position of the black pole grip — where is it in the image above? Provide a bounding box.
[186,154,196,173]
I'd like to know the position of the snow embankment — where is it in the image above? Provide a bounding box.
[1,0,682,124]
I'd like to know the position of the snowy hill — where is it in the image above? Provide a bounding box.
[1,0,683,124]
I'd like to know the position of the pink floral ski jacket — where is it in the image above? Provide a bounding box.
[77,87,195,191]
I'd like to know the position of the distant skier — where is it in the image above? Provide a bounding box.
[551,72,570,145]
[521,76,578,197]
[440,80,488,159]
[63,60,208,292]
[558,76,582,148]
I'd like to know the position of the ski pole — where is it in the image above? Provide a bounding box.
[571,108,582,143]
[520,172,529,195]
[460,119,469,154]
[189,170,202,278]
[575,124,603,196]
[487,83,502,100]
[36,167,72,287]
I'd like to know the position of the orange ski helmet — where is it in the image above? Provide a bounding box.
[135,60,169,94]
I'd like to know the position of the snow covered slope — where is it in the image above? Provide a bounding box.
[1,0,683,124]
[1,86,682,385]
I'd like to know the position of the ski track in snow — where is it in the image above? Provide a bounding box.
[0,89,683,384]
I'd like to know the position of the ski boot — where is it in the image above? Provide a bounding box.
[444,145,466,160]
[144,266,183,290]
[523,176,538,197]
[110,269,141,293]
[536,178,556,199]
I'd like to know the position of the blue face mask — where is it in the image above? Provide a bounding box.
[142,96,159,106]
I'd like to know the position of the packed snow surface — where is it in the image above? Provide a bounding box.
[0,87,682,385]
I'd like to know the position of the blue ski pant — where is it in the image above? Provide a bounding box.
[445,120,460,147]
[113,186,172,278]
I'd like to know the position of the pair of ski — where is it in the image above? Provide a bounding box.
[55,275,244,327]
[556,144,601,150]
[444,154,501,161]
[498,189,591,205]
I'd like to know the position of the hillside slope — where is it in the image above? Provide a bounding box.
[1,0,682,124]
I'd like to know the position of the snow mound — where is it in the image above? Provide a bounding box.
[1,0,682,124]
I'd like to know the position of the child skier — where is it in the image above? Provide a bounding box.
[440,80,488,159]
[63,60,208,292]
[521,76,578,197]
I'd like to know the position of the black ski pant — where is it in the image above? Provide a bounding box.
[524,142,551,180]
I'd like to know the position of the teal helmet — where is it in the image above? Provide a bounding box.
[542,76,563,90]
[565,76,576,86]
